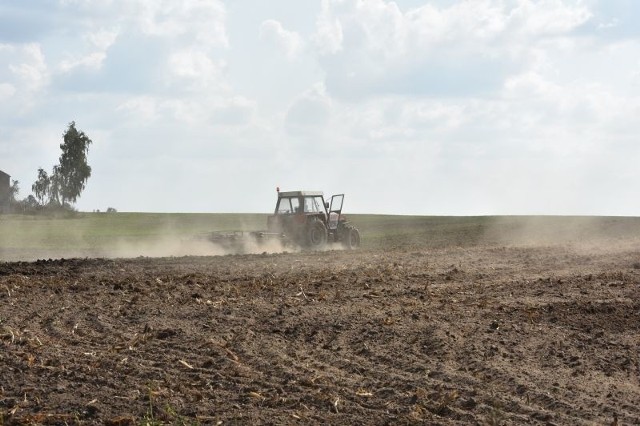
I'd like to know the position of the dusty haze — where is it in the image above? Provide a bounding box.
[2,215,640,262]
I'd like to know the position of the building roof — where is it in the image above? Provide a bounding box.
[0,170,9,179]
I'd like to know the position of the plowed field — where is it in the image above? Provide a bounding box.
[2,237,639,425]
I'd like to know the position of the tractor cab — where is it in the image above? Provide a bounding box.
[275,191,327,217]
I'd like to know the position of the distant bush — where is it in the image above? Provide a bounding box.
[14,195,39,212]
[106,207,117,213]
[11,197,77,216]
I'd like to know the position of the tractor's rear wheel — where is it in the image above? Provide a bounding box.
[306,219,328,249]
[342,226,361,250]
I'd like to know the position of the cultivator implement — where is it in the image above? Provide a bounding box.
[196,230,286,252]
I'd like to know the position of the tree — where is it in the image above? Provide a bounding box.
[23,195,38,209]
[54,122,92,206]
[29,122,93,210]
[32,168,51,205]
[16,194,39,213]
[9,179,19,203]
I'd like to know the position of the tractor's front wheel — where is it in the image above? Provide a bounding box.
[342,226,361,250]
[306,219,328,249]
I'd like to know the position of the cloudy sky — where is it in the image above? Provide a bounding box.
[1,0,639,215]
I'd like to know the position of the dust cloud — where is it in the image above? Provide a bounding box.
[104,236,227,258]
[104,235,295,259]
[0,215,296,262]
[482,216,640,255]
[0,236,295,262]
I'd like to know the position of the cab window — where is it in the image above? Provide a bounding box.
[304,196,324,213]
[277,197,300,214]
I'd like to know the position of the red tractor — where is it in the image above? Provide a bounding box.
[265,189,360,249]
[203,189,360,251]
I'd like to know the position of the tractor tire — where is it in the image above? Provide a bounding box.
[342,226,361,250]
[306,219,328,249]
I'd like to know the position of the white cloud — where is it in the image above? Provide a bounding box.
[115,93,255,128]
[59,52,107,72]
[116,96,160,122]
[209,96,256,126]
[8,43,48,92]
[0,82,16,100]
[507,0,592,36]
[313,0,593,99]
[314,2,343,54]
[87,28,120,50]
[0,43,49,116]
[259,19,304,59]
[167,49,226,91]
[58,28,119,73]
[285,83,332,136]
[168,50,215,78]
[136,0,228,48]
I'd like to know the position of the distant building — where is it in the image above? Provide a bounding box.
[0,170,10,213]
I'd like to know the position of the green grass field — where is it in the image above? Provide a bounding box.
[2,212,640,261]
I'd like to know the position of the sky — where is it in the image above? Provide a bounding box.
[0,0,639,215]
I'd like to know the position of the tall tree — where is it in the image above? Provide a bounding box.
[8,180,19,203]
[32,168,51,205]
[55,122,92,206]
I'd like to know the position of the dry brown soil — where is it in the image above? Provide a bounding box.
[1,242,639,425]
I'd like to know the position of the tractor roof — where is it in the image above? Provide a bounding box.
[278,191,324,198]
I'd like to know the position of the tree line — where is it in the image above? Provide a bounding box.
[7,122,93,213]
